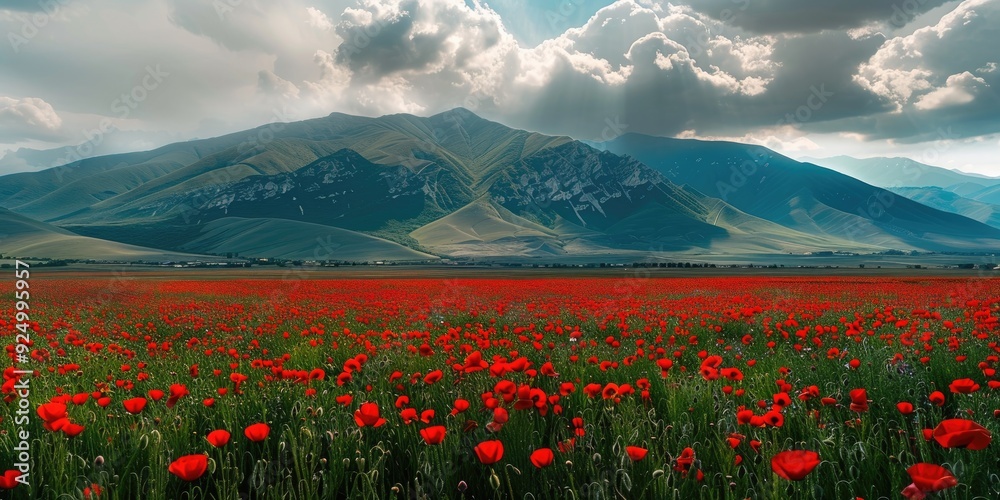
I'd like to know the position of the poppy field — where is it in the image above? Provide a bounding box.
[2,275,999,499]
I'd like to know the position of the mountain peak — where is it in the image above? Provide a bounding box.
[428,107,490,124]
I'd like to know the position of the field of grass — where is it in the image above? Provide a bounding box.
[2,274,998,499]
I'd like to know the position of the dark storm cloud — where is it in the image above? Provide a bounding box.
[335,2,447,78]
[688,0,957,33]
[818,0,1000,142]
[497,5,892,141]
[750,31,895,127]
[333,0,505,82]
[1,0,997,172]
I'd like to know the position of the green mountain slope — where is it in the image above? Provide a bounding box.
[180,218,436,261]
[0,208,208,261]
[889,186,1000,230]
[596,134,1000,252]
[802,156,1000,191]
[3,110,999,260]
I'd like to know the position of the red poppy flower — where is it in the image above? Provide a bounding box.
[932,419,992,450]
[0,470,23,489]
[45,417,69,432]
[230,373,249,394]
[419,425,446,445]
[207,429,231,447]
[166,384,189,409]
[530,448,554,468]
[453,351,489,373]
[773,392,791,408]
[897,402,914,415]
[906,463,957,492]
[901,483,925,500]
[62,423,85,437]
[400,408,418,424]
[721,368,744,381]
[474,440,504,465]
[601,383,619,400]
[492,407,509,425]
[354,402,387,428]
[420,409,435,424]
[799,385,820,401]
[674,447,695,473]
[83,483,102,498]
[169,454,208,482]
[948,378,980,394]
[626,446,648,462]
[849,388,868,412]
[244,422,270,442]
[148,389,165,401]
[123,397,147,415]
[763,410,784,427]
[558,438,576,453]
[928,391,945,407]
[37,402,68,422]
[423,370,443,385]
[771,450,821,481]
[451,398,470,415]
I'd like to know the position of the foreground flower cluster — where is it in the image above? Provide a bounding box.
[1,276,998,498]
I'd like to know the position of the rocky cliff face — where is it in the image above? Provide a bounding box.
[491,142,711,231]
[139,149,438,231]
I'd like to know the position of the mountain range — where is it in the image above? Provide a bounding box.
[802,156,1000,231]
[2,109,999,262]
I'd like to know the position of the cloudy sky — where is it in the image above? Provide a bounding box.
[1,0,998,175]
